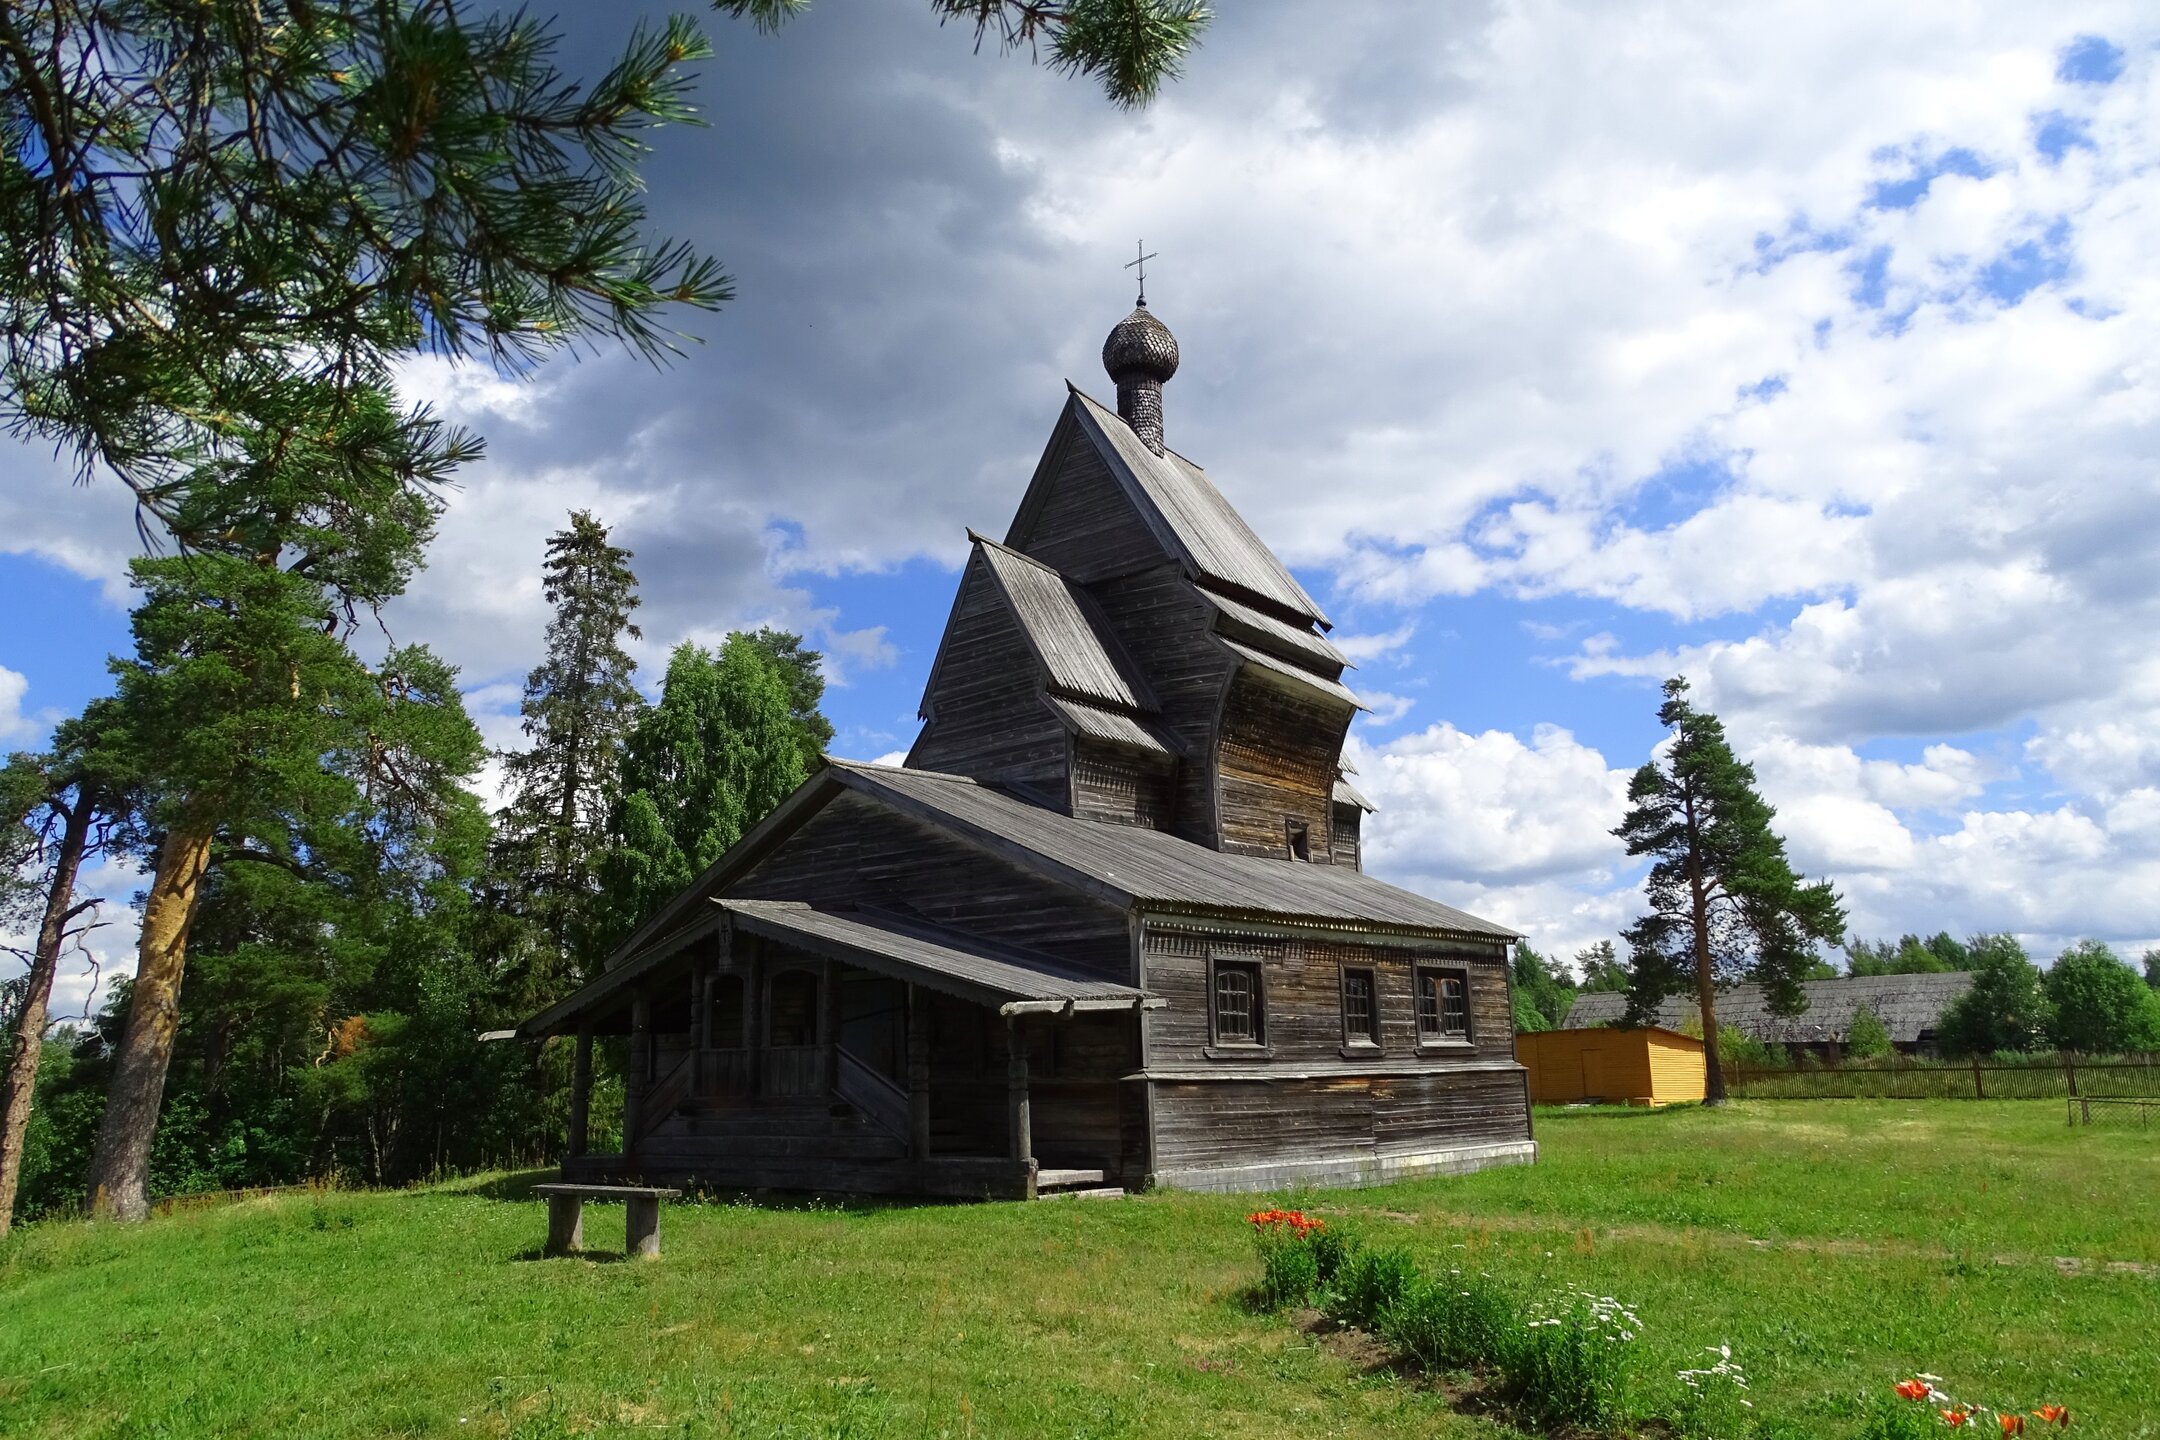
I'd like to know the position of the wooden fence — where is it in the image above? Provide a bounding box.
[1726,1053,2160,1101]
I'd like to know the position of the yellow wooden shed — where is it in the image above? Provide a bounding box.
[1515,1025,1705,1105]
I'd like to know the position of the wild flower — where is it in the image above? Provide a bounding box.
[2032,1406,2070,1428]
[1245,1207,1324,1238]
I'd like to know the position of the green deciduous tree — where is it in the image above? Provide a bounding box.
[1509,943,1576,1032]
[1844,1005,1892,1060]
[742,628,836,776]
[490,512,645,1007]
[1846,931,1966,976]
[2043,940,2160,1056]
[592,636,816,954]
[1935,934,2049,1058]
[1613,678,1846,1105]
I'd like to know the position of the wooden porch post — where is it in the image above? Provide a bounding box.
[693,964,713,1094]
[744,936,765,1097]
[1007,1014,1033,1197]
[819,957,842,1094]
[567,1021,593,1159]
[623,991,651,1167]
[908,983,931,1161]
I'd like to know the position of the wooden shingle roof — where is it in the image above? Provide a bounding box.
[970,532,1158,713]
[718,900,1155,1014]
[1562,972,1975,1044]
[837,761,1514,940]
[1067,388,1331,629]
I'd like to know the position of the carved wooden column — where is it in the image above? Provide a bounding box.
[623,991,651,1167]
[1007,1014,1033,1193]
[566,1020,594,1159]
[907,983,932,1162]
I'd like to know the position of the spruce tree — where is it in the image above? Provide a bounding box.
[591,637,813,955]
[1613,677,1845,1104]
[493,513,645,1002]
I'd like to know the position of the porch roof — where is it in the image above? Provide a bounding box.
[514,899,1155,1037]
[721,900,1159,1016]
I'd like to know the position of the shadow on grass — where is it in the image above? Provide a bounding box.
[435,1168,962,1217]
[1533,1101,1709,1122]
[507,1246,636,1265]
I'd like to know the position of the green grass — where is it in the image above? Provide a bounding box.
[1,1101,2154,1439]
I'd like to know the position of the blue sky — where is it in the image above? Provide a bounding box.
[6,4,2160,1011]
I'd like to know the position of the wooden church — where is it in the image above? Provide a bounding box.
[514,301,1537,1197]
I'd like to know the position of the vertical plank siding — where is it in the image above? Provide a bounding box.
[910,557,1070,789]
[1006,425,1170,582]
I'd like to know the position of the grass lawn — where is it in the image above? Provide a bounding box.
[1,1100,2154,1439]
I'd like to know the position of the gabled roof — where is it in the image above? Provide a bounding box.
[1332,777,1375,812]
[969,532,1158,713]
[1562,972,1975,1044]
[580,758,1516,984]
[839,761,1512,939]
[1055,388,1332,630]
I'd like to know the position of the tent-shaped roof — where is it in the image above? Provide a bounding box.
[1562,972,1974,1044]
[1060,388,1331,629]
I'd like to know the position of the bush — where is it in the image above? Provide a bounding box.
[1502,1290,1639,1429]
[1378,1268,1521,1372]
[1326,1244,1418,1329]
[1846,1005,1893,1060]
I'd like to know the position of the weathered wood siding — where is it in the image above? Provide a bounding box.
[1215,669,1354,860]
[1088,563,1235,844]
[1070,739,1176,829]
[1141,927,1515,1066]
[1007,425,1167,583]
[732,792,1134,980]
[1024,1010,1136,1174]
[909,556,1068,790]
[1149,1069,1531,1174]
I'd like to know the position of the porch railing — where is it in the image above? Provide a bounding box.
[836,1046,910,1138]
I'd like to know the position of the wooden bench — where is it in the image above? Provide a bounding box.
[533,1183,682,1259]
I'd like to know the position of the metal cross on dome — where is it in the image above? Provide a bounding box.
[1125,240,1158,306]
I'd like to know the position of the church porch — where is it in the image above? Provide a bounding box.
[519,900,1155,1200]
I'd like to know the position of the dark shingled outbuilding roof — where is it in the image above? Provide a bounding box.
[1562,972,1975,1045]
[837,761,1514,940]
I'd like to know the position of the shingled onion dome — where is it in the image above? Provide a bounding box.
[1102,304,1179,455]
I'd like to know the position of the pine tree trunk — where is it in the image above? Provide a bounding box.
[1690,856,1727,1106]
[0,795,94,1237]
[83,819,215,1220]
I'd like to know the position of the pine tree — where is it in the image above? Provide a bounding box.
[1613,677,1846,1105]
[591,637,814,955]
[1574,940,1630,993]
[0,712,131,1236]
[492,513,645,1003]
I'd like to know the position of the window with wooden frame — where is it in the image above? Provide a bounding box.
[1340,967,1379,1048]
[1416,966,1472,1044]
[1285,818,1311,861]
[1210,956,1266,1047]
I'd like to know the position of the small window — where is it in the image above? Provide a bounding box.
[1341,967,1378,1046]
[1417,968,1471,1043]
[1213,960,1264,1045]
[1286,818,1311,861]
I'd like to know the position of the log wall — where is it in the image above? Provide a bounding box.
[1215,669,1353,861]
